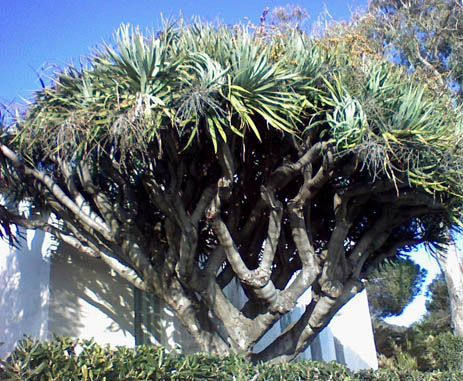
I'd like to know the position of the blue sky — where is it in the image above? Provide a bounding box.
[1,1,366,105]
[387,248,441,326]
[0,0,443,325]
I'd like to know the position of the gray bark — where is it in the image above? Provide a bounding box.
[438,245,463,338]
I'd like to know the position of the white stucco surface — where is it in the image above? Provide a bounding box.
[47,244,135,348]
[1,232,136,358]
[0,228,52,358]
[328,290,378,371]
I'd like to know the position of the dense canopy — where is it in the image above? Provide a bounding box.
[1,20,462,362]
[367,257,427,319]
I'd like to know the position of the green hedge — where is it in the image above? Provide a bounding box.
[1,336,462,380]
[374,324,463,373]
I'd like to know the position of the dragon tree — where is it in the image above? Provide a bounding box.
[1,21,462,363]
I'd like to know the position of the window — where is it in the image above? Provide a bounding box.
[133,287,162,345]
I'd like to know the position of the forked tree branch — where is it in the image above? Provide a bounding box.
[0,205,148,290]
[0,145,112,240]
[58,158,107,228]
[253,278,364,363]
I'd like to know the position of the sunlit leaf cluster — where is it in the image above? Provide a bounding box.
[4,19,463,218]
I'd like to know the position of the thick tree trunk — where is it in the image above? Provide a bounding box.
[438,245,463,337]
[438,244,463,370]
[161,277,231,355]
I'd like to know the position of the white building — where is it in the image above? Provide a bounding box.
[0,228,378,371]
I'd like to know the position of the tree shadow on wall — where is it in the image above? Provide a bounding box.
[0,229,50,358]
[47,242,135,345]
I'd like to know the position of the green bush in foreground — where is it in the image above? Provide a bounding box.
[1,336,462,380]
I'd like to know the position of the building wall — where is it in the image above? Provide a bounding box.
[47,244,136,348]
[0,228,52,359]
[1,229,137,358]
[329,290,379,371]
